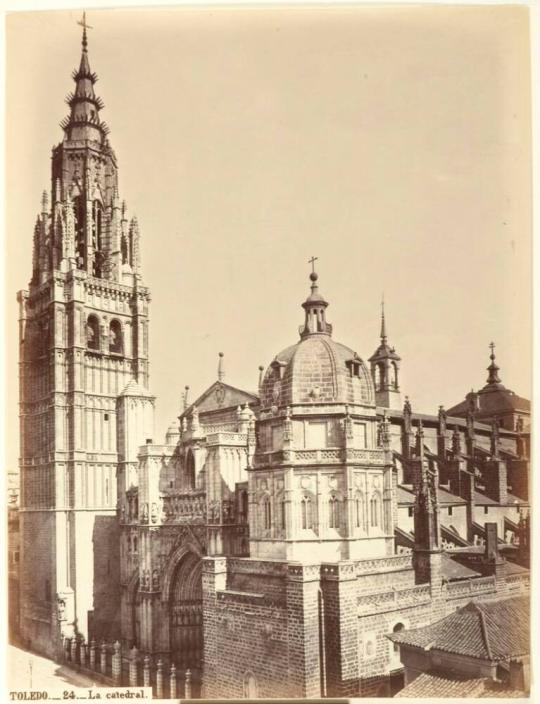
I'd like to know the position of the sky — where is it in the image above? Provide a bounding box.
[4,5,532,469]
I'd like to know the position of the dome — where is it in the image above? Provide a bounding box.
[165,419,180,444]
[261,335,374,408]
[260,266,375,408]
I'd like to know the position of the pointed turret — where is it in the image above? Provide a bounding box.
[369,297,402,409]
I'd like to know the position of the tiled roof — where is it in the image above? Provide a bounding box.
[474,490,499,505]
[506,493,527,505]
[440,553,482,581]
[389,595,529,661]
[395,671,487,698]
[441,524,469,547]
[397,486,415,505]
[395,671,527,698]
[397,484,465,506]
[482,682,528,697]
[438,487,466,505]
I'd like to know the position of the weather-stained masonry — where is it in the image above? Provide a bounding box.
[16,17,530,698]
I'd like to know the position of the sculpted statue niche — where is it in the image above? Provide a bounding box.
[86,315,100,350]
[109,319,123,354]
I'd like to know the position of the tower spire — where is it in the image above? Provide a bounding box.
[61,12,109,142]
[380,294,387,343]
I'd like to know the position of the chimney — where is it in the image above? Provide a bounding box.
[484,522,499,561]
[484,459,508,504]
[509,659,529,693]
[483,522,506,583]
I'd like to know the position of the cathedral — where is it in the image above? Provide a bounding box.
[16,20,530,699]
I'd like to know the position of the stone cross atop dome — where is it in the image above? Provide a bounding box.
[485,341,504,388]
[299,258,332,338]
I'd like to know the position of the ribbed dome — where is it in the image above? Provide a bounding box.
[260,335,374,408]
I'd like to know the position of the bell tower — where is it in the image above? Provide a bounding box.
[17,15,152,656]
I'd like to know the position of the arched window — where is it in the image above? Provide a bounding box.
[185,450,195,489]
[262,496,271,530]
[74,195,85,269]
[276,494,286,531]
[121,234,129,265]
[92,200,104,277]
[243,672,258,699]
[240,489,248,523]
[370,492,382,528]
[355,491,364,529]
[86,315,100,350]
[391,362,399,390]
[109,319,123,354]
[301,494,313,530]
[392,622,405,653]
[133,536,138,553]
[328,495,340,529]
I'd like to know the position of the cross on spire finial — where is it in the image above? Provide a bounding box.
[486,341,502,386]
[77,11,93,51]
[308,256,318,275]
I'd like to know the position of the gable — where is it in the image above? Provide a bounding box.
[182,381,259,417]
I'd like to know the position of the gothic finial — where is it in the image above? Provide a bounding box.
[380,294,387,343]
[183,385,190,410]
[218,352,225,382]
[258,365,264,388]
[438,405,446,433]
[41,190,48,213]
[486,341,502,386]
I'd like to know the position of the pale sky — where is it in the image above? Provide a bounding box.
[5,6,531,469]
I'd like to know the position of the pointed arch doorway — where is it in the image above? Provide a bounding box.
[169,551,203,678]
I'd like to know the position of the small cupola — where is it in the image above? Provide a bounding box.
[299,258,332,339]
[368,298,402,410]
[484,342,506,390]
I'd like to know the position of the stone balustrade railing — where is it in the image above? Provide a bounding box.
[355,553,413,576]
[201,423,238,434]
[161,491,206,523]
[357,584,431,614]
[205,431,249,445]
[62,637,197,698]
[446,576,497,600]
[255,447,385,466]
